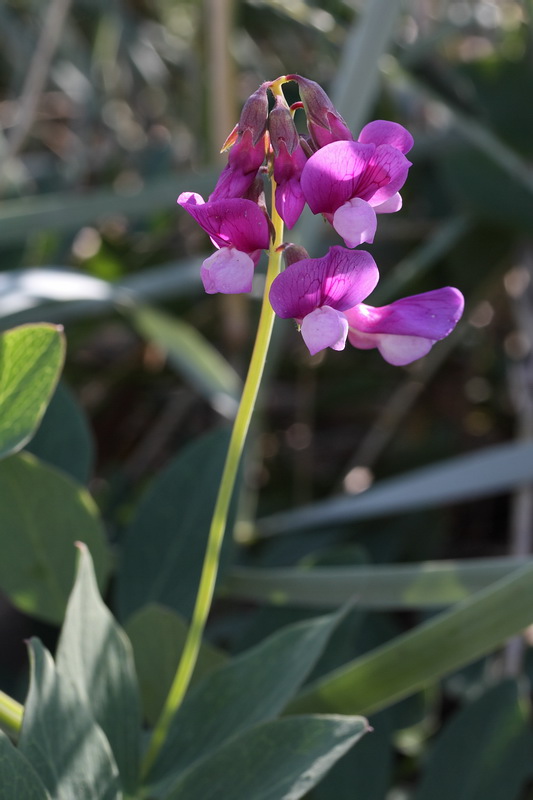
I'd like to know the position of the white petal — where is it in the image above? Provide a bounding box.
[301,306,349,355]
[332,198,377,247]
[201,248,254,294]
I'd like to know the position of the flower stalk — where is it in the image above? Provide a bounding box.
[0,689,24,740]
[141,178,285,779]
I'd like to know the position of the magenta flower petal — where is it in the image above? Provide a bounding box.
[273,141,308,229]
[346,287,465,365]
[346,288,464,338]
[332,199,377,247]
[300,141,374,215]
[358,120,414,154]
[269,246,379,320]
[201,248,254,294]
[178,193,270,254]
[301,306,349,355]
[300,141,410,215]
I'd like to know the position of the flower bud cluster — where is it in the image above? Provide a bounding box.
[178,76,464,364]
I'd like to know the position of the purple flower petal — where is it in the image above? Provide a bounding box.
[201,248,254,294]
[300,141,410,215]
[273,141,308,228]
[269,246,379,320]
[301,306,349,355]
[358,120,414,154]
[300,141,374,215]
[345,288,464,339]
[178,193,270,254]
[346,287,465,365]
[332,199,377,247]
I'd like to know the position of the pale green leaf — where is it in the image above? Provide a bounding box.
[259,441,533,536]
[116,428,236,622]
[162,715,369,800]
[0,731,51,799]
[56,546,141,794]
[287,562,533,717]
[147,610,344,794]
[124,604,226,727]
[19,640,121,800]
[0,452,111,624]
[0,324,65,460]
[225,556,529,609]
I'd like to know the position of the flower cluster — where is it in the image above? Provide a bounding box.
[179,76,464,364]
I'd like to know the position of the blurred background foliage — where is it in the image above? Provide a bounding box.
[1,0,533,796]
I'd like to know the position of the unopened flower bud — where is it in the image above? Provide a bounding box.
[237,82,270,146]
[288,75,352,149]
[269,96,299,157]
[282,243,309,267]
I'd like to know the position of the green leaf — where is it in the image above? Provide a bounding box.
[124,603,226,727]
[116,427,237,622]
[311,711,393,800]
[286,562,533,717]
[18,640,121,800]
[0,452,111,624]
[414,681,533,800]
[225,556,529,609]
[259,441,533,536]
[161,715,369,800]
[56,546,141,795]
[26,382,94,483]
[130,305,241,419]
[147,610,344,793]
[0,324,65,460]
[0,731,52,799]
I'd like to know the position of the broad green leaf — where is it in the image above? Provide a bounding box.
[124,603,226,727]
[130,305,241,419]
[18,640,121,800]
[287,562,533,717]
[0,324,65,460]
[116,427,236,622]
[0,731,51,799]
[225,556,529,609]
[414,681,533,800]
[26,382,94,483]
[161,715,369,800]
[56,546,141,795]
[147,610,344,793]
[311,711,393,800]
[259,441,533,536]
[0,452,111,624]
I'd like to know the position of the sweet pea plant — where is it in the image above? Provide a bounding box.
[0,76,468,799]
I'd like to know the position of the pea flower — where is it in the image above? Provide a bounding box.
[345,288,464,365]
[178,192,270,294]
[269,246,464,361]
[288,74,353,149]
[269,246,379,355]
[300,120,413,248]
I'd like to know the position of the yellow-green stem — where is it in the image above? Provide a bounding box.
[0,689,24,740]
[141,182,284,779]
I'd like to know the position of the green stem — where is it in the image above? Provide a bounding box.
[0,689,24,740]
[141,184,285,779]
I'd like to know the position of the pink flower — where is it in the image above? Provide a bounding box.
[346,288,464,365]
[269,246,464,360]
[300,120,413,247]
[269,246,379,355]
[178,192,270,294]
